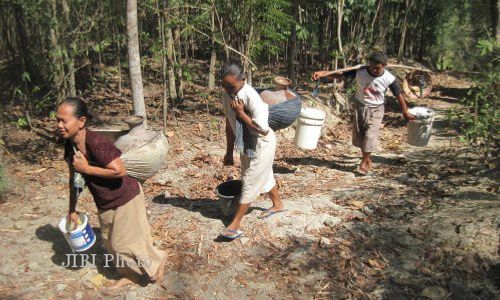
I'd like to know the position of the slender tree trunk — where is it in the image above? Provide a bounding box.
[370,0,383,44]
[322,11,331,66]
[337,0,345,65]
[491,0,499,40]
[171,4,183,99]
[417,0,428,61]
[174,27,183,99]
[127,0,147,124]
[49,0,65,102]
[61,0,76,97]
[164,0,177,101]
[318,7,325,65]
[13,4,32,97]
[398,0,411,62]
[114,27,122,94]
[157,0,168,132]
[208,6,217,89]
[377,3,386,47]
[288,0,298,84]
[243,10,254,85]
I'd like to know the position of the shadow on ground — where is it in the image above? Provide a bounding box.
[35,224,116,280]
[152,195,266,227]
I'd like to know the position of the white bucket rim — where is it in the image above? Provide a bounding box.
[298,117,325,126]
[59,213,89,234]
[408,107,435,119]
[300,108,326,120]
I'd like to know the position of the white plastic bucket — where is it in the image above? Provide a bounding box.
[407,107,435,147]
[59,213,96,252]
[294,108,326,150]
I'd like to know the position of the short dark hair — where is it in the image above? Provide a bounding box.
[367,51,388,66]
[221,61,246,80]
[58,97,92,126]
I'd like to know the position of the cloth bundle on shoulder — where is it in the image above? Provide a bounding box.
[120,132,169,182]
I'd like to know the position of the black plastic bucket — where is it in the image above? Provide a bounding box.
[216,180,242,216]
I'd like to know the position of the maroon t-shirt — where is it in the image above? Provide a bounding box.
[64,129,140,210]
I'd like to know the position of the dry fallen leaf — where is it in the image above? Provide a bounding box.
[367,259,384,269]
[166,131,175,138]
[348,200,365,209]
[420,286,448,300]
[29,168,48,174]
[89,274,107,288]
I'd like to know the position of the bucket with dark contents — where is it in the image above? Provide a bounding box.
[216,180,242,216]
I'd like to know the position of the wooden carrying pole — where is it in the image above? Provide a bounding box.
[320,64,433,77]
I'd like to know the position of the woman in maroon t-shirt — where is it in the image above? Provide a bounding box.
[56,97,166,289]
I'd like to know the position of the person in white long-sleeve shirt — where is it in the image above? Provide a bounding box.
[220,62,284,240]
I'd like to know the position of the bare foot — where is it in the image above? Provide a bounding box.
[152,256,167,283]
[109,276,136,289]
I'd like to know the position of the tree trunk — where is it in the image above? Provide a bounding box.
[13,4,33,97]
[491,0,499,40]
[398,0,411,62]
[164,0,177,101]
[61,0,76,97]
[417,0,429,61]
[243,10,254,85]
[370,0,383,44]
[208,6,217,89]
[174,26,183,99]
[127,0,147,124]
[318,7,325,65]
[337,0,345,66]
[288,0,298,84]
[157,0,168,132]
[49,0,65,102]
[322,11,331,66]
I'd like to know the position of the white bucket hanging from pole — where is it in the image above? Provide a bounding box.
[294,108,326,150]
[407,107,435,147]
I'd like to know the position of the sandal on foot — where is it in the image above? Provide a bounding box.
[356,166,372,175]
[258,208,286,219]
[221,229,243,239]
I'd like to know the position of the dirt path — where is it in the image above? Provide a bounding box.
[0,74,498,299]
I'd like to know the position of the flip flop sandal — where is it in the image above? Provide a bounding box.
[258,208,286,219]
[221,229,243,239]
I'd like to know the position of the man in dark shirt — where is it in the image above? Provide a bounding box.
[313,51,415,174]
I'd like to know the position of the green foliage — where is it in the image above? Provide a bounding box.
[13,117,28,129]
[451,39,499,154]
[430,0,495,71]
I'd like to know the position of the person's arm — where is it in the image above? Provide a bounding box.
[66,162,79,223]
[312,71,345,81]
[389,81,415,121]
[237,87,271,136]
[231,100,269,136]
[312,69,357,81]
[224,117,235,165]
[396,94,415,121]
[72,151,126,179]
